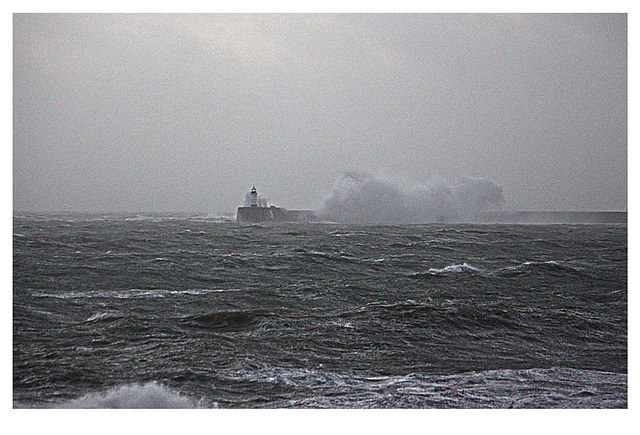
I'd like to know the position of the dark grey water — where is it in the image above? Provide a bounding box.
[13,213,627,408]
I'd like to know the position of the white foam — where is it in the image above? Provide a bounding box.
[85,312,121,322]
[60,382,199,409]
[33,287,241,299]
[500,260,562,274]
[428,263,481,274]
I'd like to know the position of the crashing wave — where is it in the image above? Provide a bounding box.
[317,170,505,224]
[58,382,200,409]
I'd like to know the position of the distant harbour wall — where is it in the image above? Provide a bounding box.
[476,211,627,224]
[237,208,626,224]
[236,207,315,223]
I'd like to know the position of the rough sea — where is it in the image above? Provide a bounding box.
[13,213,627,409]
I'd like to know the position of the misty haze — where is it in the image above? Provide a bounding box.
[14,14,626,215]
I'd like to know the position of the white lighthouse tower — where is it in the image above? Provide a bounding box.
[249,186,258,207]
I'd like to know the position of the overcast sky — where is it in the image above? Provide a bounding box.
[13,13,627,213]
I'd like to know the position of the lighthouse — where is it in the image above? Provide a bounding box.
[237,185,315,222]
[250,186,258,207]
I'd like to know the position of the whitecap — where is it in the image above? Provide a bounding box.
[59,382,200,409]
[85,312,122,322]
[428,263,480,274]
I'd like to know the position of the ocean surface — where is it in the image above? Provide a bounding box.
[13,213,627,408]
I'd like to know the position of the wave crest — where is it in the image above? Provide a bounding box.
[59,382,199,408]
[428,263,481,274]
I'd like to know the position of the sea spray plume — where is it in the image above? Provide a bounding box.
[452,176,506,219]
[410,176,458,222]
[319,171,410,223]
[318,171,505,223]
[319,170,442,224]
[59,382,199,408]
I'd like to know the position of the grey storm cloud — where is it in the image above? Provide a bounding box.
[13,14,627,213]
